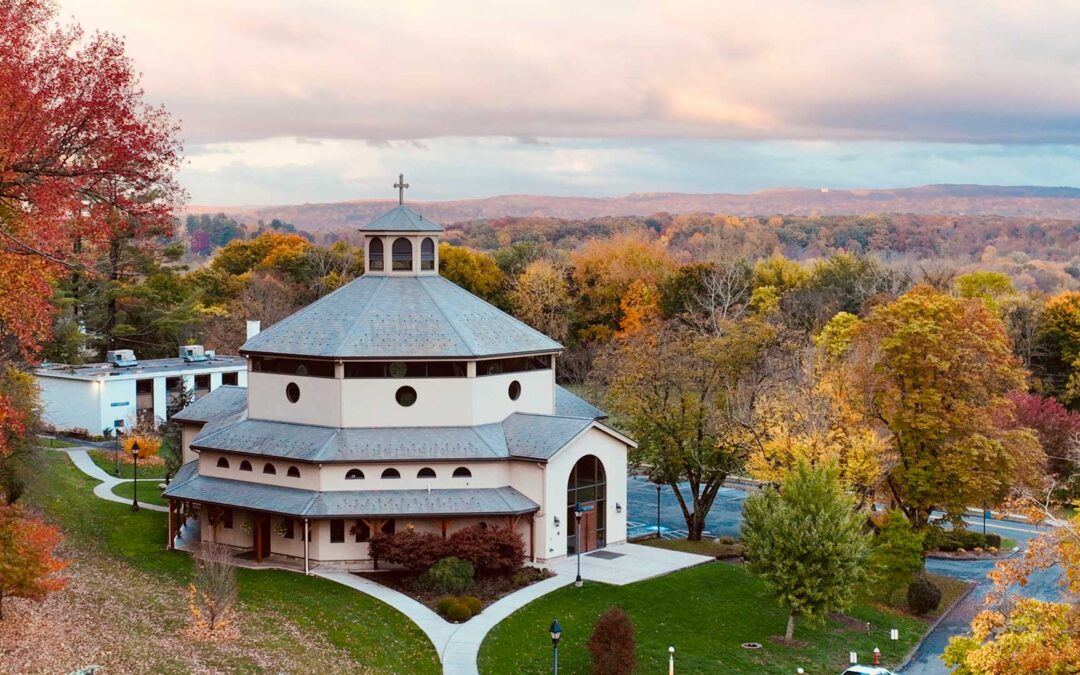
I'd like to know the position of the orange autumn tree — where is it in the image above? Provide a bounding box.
[0,504,68,619]
[944,507,1080,673]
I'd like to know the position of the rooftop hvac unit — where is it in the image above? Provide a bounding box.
[106,349,138,368]
[179,345,208,362]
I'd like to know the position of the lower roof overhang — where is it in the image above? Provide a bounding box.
[164,467,539,520]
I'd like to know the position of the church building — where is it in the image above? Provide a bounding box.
[164,189,634,570]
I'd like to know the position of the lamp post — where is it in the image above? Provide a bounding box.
[575,505,584,587]
[655,484,661,538]
[668,645,675,675]
[549,618,561,675]
[130,441,140,512]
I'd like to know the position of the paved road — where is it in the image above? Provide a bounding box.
[625,475,1063,674]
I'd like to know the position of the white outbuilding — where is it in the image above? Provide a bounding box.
[33,348,247,436]
[164,199,634,569]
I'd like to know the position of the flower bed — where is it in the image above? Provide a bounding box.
[358,566,552,617]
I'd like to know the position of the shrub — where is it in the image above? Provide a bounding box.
[867,510,925,605]
[588,607,637,675]
[436,596,458,615]
[448,523,525,573]
[985,533,1002,548]
[927,527,998,552]
[368,528,451,570]
[717,535,737,545]
[907,575,943,615]
[461,595,482,615]
[419,556,474,593]
[445,602,472,623]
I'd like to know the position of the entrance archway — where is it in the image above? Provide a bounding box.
[567,455,606,554]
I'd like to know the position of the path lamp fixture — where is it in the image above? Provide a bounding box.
[130,441,140,512]
[873,647,881,665]
[668,645,675,675]
[549,618,561,675]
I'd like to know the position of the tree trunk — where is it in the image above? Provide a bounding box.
[785,611,796,643]
[687,514,706,541]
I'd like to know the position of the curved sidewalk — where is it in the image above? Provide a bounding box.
[64,448,169,513]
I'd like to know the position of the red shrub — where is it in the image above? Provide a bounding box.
[588,607,637,675]
[368,528,450,570]
[447,523,525,573]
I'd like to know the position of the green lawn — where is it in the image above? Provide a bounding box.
[25,449,441,673]
[88,448,167,479]
[479,562,932,675]
[111,480,169,507]
[37,436,81,448]
[640,536,743,558]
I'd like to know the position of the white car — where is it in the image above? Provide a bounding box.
[841,667,897,675]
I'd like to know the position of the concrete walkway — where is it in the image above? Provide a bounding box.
[550,541,713,585]
[64,448,169,512]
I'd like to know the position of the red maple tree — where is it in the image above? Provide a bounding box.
[0,504,68,619]
[0,0,183,454]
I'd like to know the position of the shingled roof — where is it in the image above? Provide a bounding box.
[356,205,443,233]
[171,386,248,424]
[239,275,562,359]
[164,462,539,518]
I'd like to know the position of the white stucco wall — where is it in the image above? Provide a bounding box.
[199,451,320,491]
[541,426,629,561]
[318,460,509,491]
[247,372,342,426]
[36,377,99,433]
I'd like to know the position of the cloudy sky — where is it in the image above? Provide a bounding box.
[61,0,1080,205]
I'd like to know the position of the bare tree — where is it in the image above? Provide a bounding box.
[188,543,238,638]
[686,263,751,335]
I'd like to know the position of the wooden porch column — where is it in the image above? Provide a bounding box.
[254,515,263,563]
[528,514,536,562]
[166,500,174,550]
[303,518,310,575]
[440,518,448,538]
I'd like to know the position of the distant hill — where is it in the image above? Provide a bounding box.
[186,184,1080,232]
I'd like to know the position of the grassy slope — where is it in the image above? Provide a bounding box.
[88,448,167,479]
[479,561,932,675]
[26,449,440,673]
[110,480,169,507]
[640,536,743,558]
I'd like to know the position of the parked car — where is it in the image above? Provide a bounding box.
[841,667,897,675]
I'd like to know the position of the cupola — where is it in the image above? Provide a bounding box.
[360,174,442,276]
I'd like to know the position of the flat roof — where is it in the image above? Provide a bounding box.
[34,355,246,381]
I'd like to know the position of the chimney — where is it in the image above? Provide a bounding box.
[246,320,261,340]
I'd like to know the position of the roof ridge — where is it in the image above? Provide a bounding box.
[333,275,388,354]
[241,275,368,351]
[429,275,563,349]
[472,424,508,459]
[416,276,482,354]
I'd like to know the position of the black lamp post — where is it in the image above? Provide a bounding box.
[655,483,662,538]
[574,505,584,587]
[130,441,140,512]
[549,618,561,675]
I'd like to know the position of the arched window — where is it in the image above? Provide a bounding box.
[453,467,472,478]
[369,238,384,271]
[567,455,607,554]
[421,237,435,270]
[216,457,230,469]
[287,466,301,478]
[263,463,277,475]
[382,468,401,479]
[392,237,413,271]
[240,460,252,472]
[417,467,436,479]
[345,468,365,480]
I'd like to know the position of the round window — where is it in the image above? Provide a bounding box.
[286,382,300,403]
[389,362,408,378]
[508,380,521,401]
[395,386,417,407]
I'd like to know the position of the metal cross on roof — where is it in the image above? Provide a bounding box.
[394,173,409,204]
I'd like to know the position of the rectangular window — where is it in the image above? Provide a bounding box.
[344,361,467,378]
[222,371,239,386]
[354,520,370,543]
[477,355,553,376]
[166,376,186,418]
[252,357,335,378]
[330,520,345,543]
[283,518,295,539]
[194,374,211,400]
[222,508,234,529]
